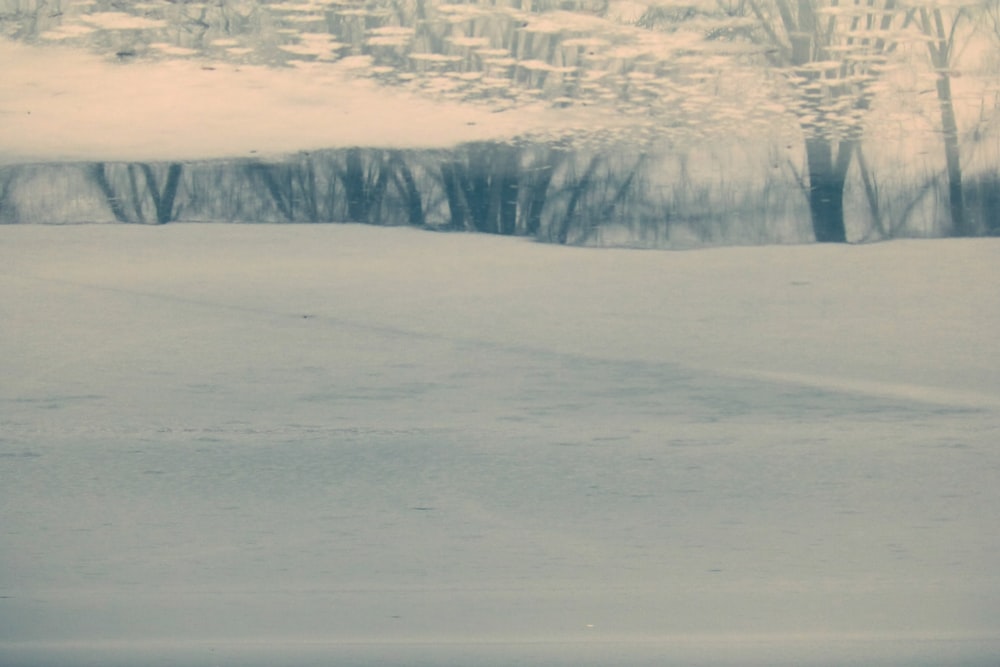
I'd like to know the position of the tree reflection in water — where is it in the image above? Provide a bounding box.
[2,0,998,243]
[1,143,814,246]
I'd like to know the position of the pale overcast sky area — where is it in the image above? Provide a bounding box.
[1,1,999,666]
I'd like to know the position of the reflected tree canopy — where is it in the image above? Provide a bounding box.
[1,0,998,244]
[6,141,981,245]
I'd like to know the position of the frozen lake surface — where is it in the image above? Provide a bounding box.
[2,225,999,665]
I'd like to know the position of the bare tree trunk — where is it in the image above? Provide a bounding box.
[439,161,470,230]
[921,7,970,236]
[556,155,601,244]
[499,168,519,236]
[300,157,319,223]
[981,176,1000,235]
[747,0,902,243]
[126,166,147,224]
[91,163,132,223]
[522,150,561,236]
[804,137,851,243]
[934,64,969,236]
[390,151,426,227]
[367,157,391,224]
[463,145,493,232]
[0,167,17,223]
[248,163,294,221]
[485,146,519,235]
[160,163,183,223]
[141,163,183,224]
[855,147,886,240]
[343,149,369,223]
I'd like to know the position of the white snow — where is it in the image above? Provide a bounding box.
[2,224,999,665]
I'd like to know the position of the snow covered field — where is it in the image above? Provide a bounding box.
[2,224,999,665]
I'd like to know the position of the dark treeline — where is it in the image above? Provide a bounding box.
[1,141,997,246]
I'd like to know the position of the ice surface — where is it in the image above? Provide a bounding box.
[1,225,999,665]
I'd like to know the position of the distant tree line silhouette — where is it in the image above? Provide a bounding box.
[1,140,997,245]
